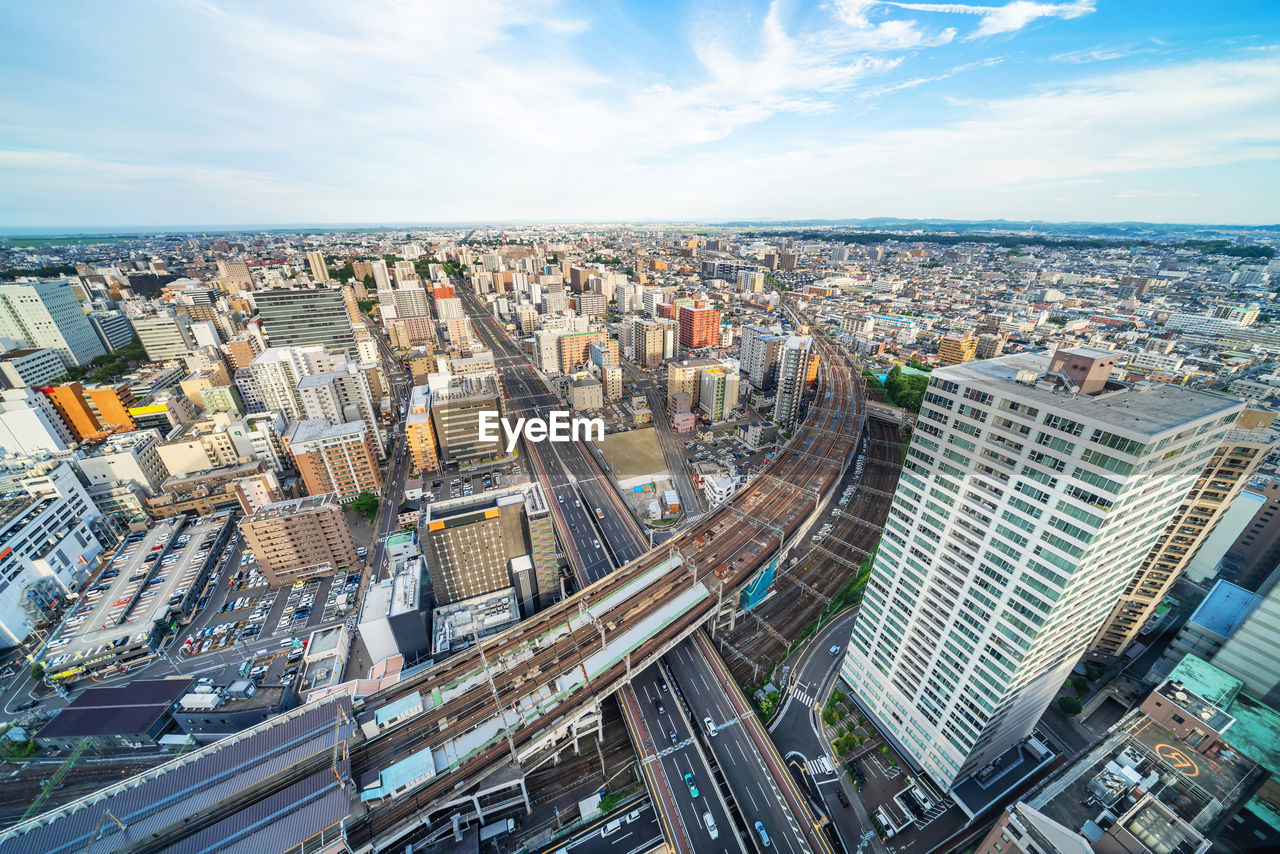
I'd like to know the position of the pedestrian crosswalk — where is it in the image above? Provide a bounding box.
[790,684,814,706]
[805,756,835,777]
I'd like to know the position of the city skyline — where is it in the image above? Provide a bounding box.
[2,1,1278,227]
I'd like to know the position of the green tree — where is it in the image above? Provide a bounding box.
[350,492,380,522]
[1058,696,1083,715]
[29,662,43,681]
[357,299,376,316]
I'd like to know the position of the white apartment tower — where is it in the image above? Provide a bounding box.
[842,348,1243,792]
[772,336,813,428]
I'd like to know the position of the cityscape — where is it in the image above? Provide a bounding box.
[1,2,1279,854]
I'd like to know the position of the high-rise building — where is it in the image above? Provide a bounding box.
[404,385,439,474]
[87,310,135,353]
[557,331,608,374]
[306,251,330,282]
[428,374,502,465]
[676,302,720,350]
[422,482,557,611]
[1220,480,1280,592]
[699,366,739,422]
[0,387,73,453]
[938,330,978,365]
[740,324,786,390]
[0,348,65,389]
[634,319,664,369]
[1090,410,1274,659]
[253,286,354,351]
[239,494,358,586]
[133,312,196,361]
[287,419,382,501]
[216,260,253,287]
[370,259,391,290]
[0,279,107,368]
[772,336,813,428]
[842,348,1242,792]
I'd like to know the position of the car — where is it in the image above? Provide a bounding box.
[703,812,718,840]
[655,698,665,715]
[836,788,851,808]
[754,821,771,848]
[684,773,698,797]
[704,716,716,737]
[15,699,38,711]
[593,539,601,549]
[669,728,679,743]
[829,644,840,656]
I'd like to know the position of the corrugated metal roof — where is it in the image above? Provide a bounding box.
[0,697,353,854]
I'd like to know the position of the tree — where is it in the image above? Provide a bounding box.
[1071,675,1089,696]
[29,662,43,681]
[350,492,380,522]
[1058,696,1082,715]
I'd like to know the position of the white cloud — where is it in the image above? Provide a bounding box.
[883,0,1095,39]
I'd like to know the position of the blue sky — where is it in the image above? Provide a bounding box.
[1,0,1277,226]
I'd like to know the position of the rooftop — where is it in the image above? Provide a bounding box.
[288,417,367,445]
[936,350,1243,435]
[36,678,192,739]
[1186,580,1261,640]
[1168,655,1280,778]
[243,493,338,523]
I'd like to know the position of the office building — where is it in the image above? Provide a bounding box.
[569,378,603,411]
[1210,579,1280,703]
[0,463,103,646]
[0,279,107,368]
[288,418,382,501]
[225,411,289,472]
[254,286,355,351]
[0,387,73,453]
[87,310,135,353]
[938,330,978,365]
[133,312,196,361]
[1091,410,1274,658]
[1221,479,1280,591]
[422,482,557,612]
[38,381,104,441]
[842,348,1242,792]
[306,250,329,281]
[1153,580,1260,676]
[0,348,64,389]
[76,429,170,497]
[428,373,502,465]
[676,302,720,350]
[239,494,358,586]
[360,549,430,664]
[772,336,813,429]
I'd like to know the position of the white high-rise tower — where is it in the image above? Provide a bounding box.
[843,348,1242,791]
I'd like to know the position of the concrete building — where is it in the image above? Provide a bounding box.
[699,366,739,422]
[287,419,382,501]
[0,463,103,646]
[557,331,608,374]
[1210,579,1280,704]
[0,387,72,453]
[938,330,978,365]
[772,336,813,429]
[569,378,603,411]
[404,384,440,474]
[173,677,295,744]
[239,494,358,586]
[359,540,430,664]
[428,373,502,465]
[432,589,520,657]
[1154,580,1261,677]
[676,302,720,350]
[306,250,329,281]
[133,312,196,361]
[422,482,557,613]
[0,348,64,389]
[842,348,1243,792]
[1091,410,1274,659]
[254,285,355,351]
[88,310,135,352]
[34,679,193,753]
[740,325,786,390]
[0,279,107,368]
[1221,479,1280,592]
[633,319,665,369]
[76,429,169,497]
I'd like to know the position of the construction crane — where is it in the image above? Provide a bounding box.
[22,737,90,822]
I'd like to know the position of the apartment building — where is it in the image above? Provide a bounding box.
[287,419,381,501]
[842,348,1242,792]
[557,331,608,374]
[676,302,720,350]
[772,336,814,429]
[633,319,665,369]
[938,330,978,365]
[699,366,739,422]
[239,494,358,585]
[404,384,439,474]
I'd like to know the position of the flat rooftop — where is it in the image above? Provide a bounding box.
[288,417,366,444]
[935,351,1243,436]
[1187,580,1261,639]
[36,678,192,740]
[42,515,228,677]
[243,492,338,523]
